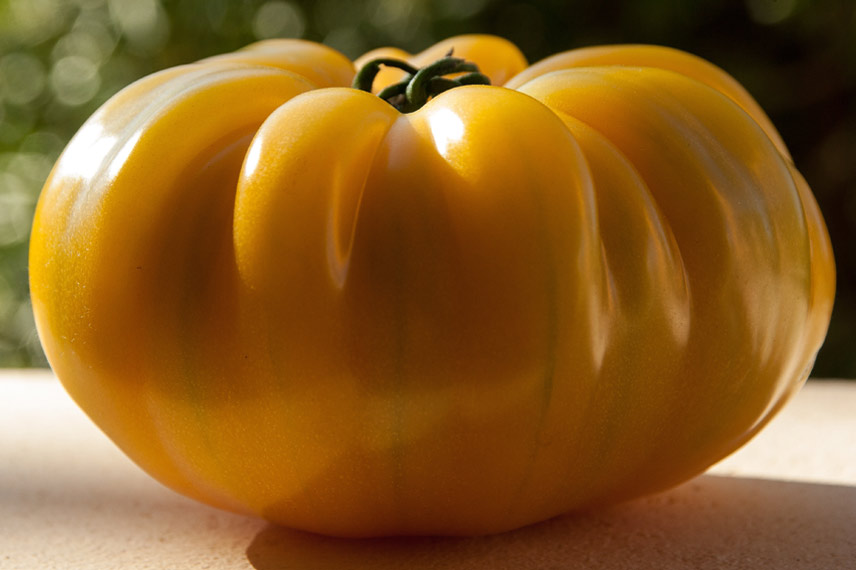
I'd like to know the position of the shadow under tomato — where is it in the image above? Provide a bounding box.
[245,474,856,570]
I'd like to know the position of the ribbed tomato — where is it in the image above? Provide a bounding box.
[30,35,834,537]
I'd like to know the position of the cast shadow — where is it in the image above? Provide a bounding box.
[245,474,856,570]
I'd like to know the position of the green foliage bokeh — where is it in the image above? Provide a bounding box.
[1,0,853,375]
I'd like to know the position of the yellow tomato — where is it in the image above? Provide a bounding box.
[29,35,834,537]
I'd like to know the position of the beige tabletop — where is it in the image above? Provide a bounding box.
[1,370,854,570]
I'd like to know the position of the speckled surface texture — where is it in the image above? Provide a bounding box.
[2,371,854,569]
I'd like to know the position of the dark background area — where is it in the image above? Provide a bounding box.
[1,0,853,376]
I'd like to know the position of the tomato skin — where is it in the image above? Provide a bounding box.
[29,35,834,537]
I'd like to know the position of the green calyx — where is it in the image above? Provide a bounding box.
[352,51,491,113]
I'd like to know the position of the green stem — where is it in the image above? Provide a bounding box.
[352,54,491,113]
[352,58,418,93]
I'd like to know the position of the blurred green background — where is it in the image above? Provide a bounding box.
[0,0,853,375]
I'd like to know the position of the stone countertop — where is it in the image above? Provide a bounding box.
[1,370,854,569]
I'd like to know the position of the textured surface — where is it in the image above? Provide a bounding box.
[1,370,854,569]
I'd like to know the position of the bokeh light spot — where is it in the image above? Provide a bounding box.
[50,56,101,107]
[0,171,34,246]
[252,1,306,40]
[0,53,47,106]
[367,0,429,44]
[52,24,116,67]
[7,0,67,46]
[108,0,170,54]
[746,0,797,25]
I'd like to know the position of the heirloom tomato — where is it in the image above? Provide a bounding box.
[30,34,834,537]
